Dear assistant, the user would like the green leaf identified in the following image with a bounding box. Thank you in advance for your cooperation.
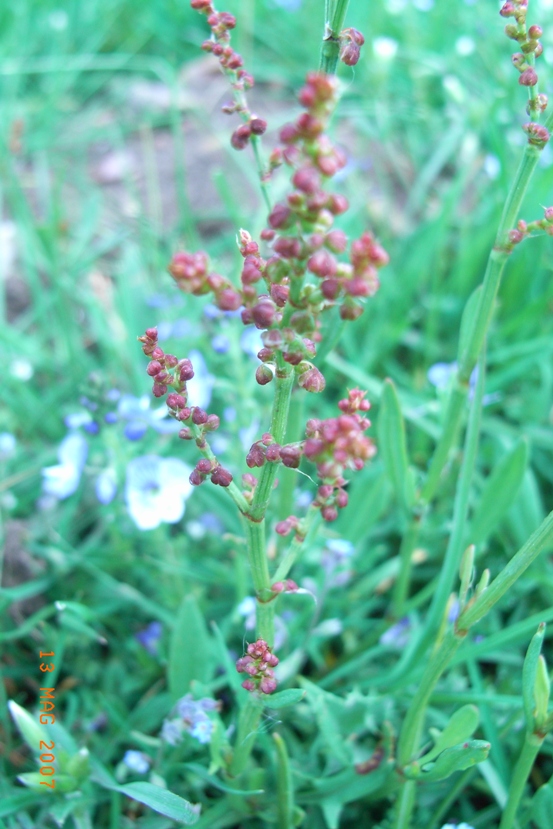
[274,733,294,829]
[0,792,45,817]
[265,689,306,709]
[457,285,482,369]
[470,439,528,544]
[422,704,480,764]
[532,782,553,829]
[523,623,546,729]
[17,773,78,793]
[8,700,50,753]
[377,379,413,511]
[168,596,211,701]
[116,783,200,825]
[404,739,490,782]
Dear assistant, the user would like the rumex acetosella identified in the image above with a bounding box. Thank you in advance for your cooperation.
[138,0,386,697]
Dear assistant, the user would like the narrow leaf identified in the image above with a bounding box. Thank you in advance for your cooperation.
[422,704,480,764]
[265,689,306,709]
[274,733,294,829]
[457,285,482,370]
[377,379,412,511]
[168,596,210,701]
[116,782,200,824]
[532,783,553,829]
[470,439,528,544]
[523,623,546,728]
[8,700,50,753]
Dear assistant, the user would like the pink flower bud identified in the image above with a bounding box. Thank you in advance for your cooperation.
[325,230,348,252]
[321,505,339,521]
[211,466,233,486]
[252,299,277,329]
[217,288,242,310]
[241,256,263,284]
[519,67,538,86]
[268,203,293,230]
[192,407,208,425]
[147,360,163,376]
[250,118,267,135]
[292,166,321,195]
[327,194,349,215]
[544,207,553,222]
[259,677,277,694]
[273,236,302,259]
[197,459,212,473]
[206,414,220,431]
[152,382,168,398]
[509,229,524,244]
[279,123,299,144]
[167,393,186,409]
[177,407,191,421]
[270,283,289,307]
[265,443,281,461]
[528,24,542,38]
[179,360,194,381]
[340,41,361,66]
[256,365,273,385]
[261,228,276,241]
[246,443,266,468]
[280,445,301,468]
[296,112,324,139]
[321,278,341,299]
[340,302,363,321]
[275,519,292,536]
[241,679,256,691]
[179,427,192,440]
[151,347,165,360]
[145,327,158,341]
[336,489,349,508]
[298,367,326,393]
[308,250,337,278]
[190,469,204,486]
[231,124,251,150]
[500,1,516,16]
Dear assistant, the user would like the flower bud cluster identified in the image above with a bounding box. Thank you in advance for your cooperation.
[245,432,302,470]
[304,388,375,521]
[168,251,242,311]
[338,27,365,67]
[506,206,553,251]
[138,328,233,487]
[191,1,266,152]
[501,1,547,116]
[235,639,279,694]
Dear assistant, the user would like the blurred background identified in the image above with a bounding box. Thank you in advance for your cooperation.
[3,0,553,825]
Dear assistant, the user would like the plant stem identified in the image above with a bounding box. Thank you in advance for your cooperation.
[319,0,350,74]
[393,631,463,829]
[499,731,543,829]
[391,516,421,619]
[458,507,553,632]
[421,139,543,506]
[248,368,295,522]
[242,519,275,645]
[272,506,321,583]
[229,694,264,777]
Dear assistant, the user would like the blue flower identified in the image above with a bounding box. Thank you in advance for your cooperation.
[161,694,218,746]
[122,750,150,774]
[125,455,193,530]
[135,621,163,655]
[42,433,88,499]
[186,349,215,410]
[380,617,412,649]
[95,468,117,505]
[0,432,16,460]
[212,334,230,354]
[240,327,264,359]
[117,394,180,440]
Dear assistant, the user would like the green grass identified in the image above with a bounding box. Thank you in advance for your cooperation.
[2,0,553,827]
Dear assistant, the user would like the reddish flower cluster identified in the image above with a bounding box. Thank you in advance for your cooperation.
[236,639,279,694]
[138,328,233,487]
[191,1,266,152]
[339,27,365,67]
[501,0,549,134]
[506,205,553,250]
[168,251,241,311]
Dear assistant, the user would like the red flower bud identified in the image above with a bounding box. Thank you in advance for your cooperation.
[147,360,163,376]
[519,67,538,86]
[268,203,293,230]
[280,445,301,468]
[256,364,274,385]
[231,124,251,150]
[298,367,326,393]
[179,360,194,381]
[250,118,267,135]
[192,407,208,424]
[217,288,242,310]
[211,466,233,486]
[252,299,277,329]
[308,250,337,278]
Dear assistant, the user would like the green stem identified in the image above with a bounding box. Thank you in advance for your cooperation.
[458,507,553,632]
[229,695,264,777]
[272,507,321,583]
[391,516,421,619]
[393,631,463,829]
[242,519,275,645]
[499,731,543,829]
[274,733,294,829]
[319,0,350,74]
[421,140,543,506]
[248,369,295,522]
[421,348,486,641]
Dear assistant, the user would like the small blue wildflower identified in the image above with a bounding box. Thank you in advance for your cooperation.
[190,717,213,745]
[122,750,150,774]
[117,394,180,440]
[161,719,183,746]
[240,327,264,359]
[64,412,93,429]
[427,362,456,390]
[84,421,100,435]
[42,432,88,500]
[380,617,411,649]
[186,349,215,409]
[135,621,163,655]
[203,303,221,320]
[125,455,193,530]
[211,334,230,354]
[95,468,117,505]
[104,411,118,425]
[448,597,460,623]
[440,824,475,829]
[106,388,121,402]
[0,432,16,460]
[156,321,174,341]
